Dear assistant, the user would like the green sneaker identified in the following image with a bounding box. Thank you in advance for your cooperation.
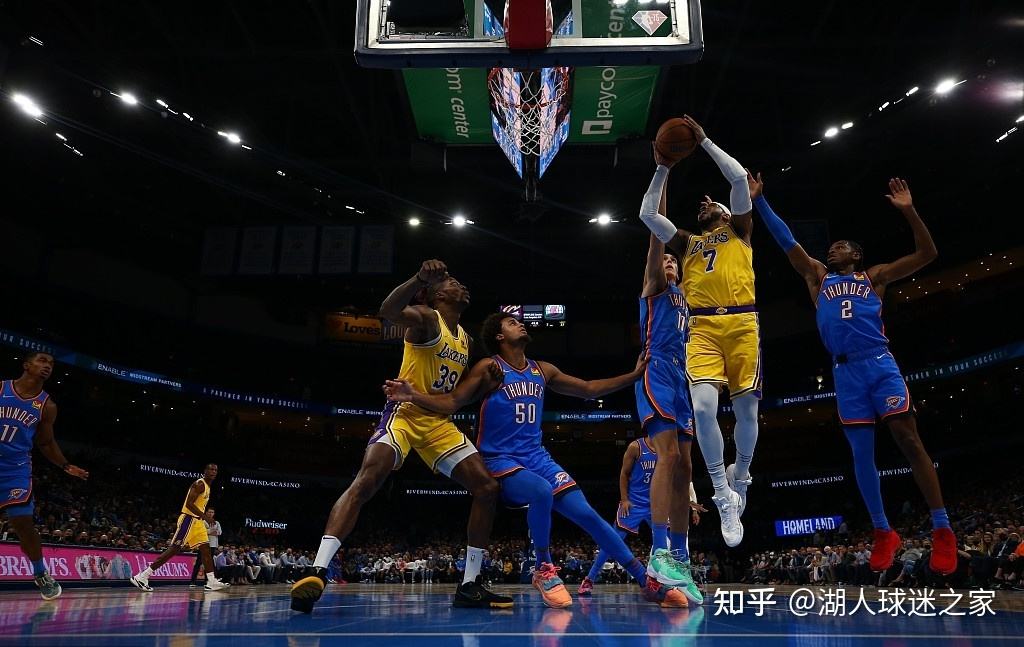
[646,548,686,585]
[670,553,704,605]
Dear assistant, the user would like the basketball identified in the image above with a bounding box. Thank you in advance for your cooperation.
[655,118,697,163]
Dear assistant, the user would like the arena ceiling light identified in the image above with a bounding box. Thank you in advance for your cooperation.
[906,86,920,96]
[115,91,138,106]
[11,93,43,118]
[408,217,421,226]
[156,99,169,108]
[841,122,853,130]
[823,126,839,138]
[588,214,615,225]
[217,130,242,144]
[934,78,961,95]
[1016,115,1024,123]
[452,215,467,227]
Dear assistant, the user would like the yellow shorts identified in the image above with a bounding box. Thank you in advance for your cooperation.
[686,311,763,398]
[170,514,209,550]
[370,404,478,477]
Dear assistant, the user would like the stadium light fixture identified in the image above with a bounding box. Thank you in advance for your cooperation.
[12,93,43,118]
[824,127,839,138]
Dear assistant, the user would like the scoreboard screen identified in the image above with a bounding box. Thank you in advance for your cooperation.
[500,304,567,328]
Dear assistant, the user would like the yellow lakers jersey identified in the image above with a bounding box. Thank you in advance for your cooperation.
[396,310,471,423]
[182,478,210,517]
[682,225,756,308]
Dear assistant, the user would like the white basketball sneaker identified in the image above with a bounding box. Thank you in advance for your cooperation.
[711,489,744,547]
[725,464,752,517]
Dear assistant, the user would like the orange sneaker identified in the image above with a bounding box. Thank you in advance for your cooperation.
[533,563,572,609]
[643,577,688,608]
[870,528,901,572]
[930,527,958,575]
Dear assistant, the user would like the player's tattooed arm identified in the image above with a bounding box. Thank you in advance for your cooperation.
[383,358,502,415]
[537,355,648,400]
[379,259,447,343]
[34,400,88,480]
[867,178,938,292]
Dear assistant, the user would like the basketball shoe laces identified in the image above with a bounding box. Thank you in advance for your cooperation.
[536,564,563,590]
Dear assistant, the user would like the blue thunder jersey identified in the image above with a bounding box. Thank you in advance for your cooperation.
[816,272,890,356]
[476,357,546,457]
[639,283,687,358]
[0,381,48,473]
[627,438,657,508]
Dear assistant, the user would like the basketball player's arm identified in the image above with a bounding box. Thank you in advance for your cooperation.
[642,234,669,296]
[536,358,646,400]
[618,442,640,516]
[34,400,88,480]
[683,115,753,240]
[183,482,207,519]
[378,259,447,343]
[639,159,695,250]
[867,179,938,291]
[748,172,828,299]
[384,359,502,415]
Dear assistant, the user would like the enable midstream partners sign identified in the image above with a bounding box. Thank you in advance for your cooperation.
[775,516,844,538]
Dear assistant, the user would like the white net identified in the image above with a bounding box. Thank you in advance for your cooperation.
[487,67,570,157]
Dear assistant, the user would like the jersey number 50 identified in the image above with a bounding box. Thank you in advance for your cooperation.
[432,365,460,393]
[515,403,537,424]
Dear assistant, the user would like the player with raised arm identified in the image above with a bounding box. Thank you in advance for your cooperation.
[748,173,956,575]
[638,115,758,547]
[1,351,89,600]
[291,260,512,613]
[385,313,688,609]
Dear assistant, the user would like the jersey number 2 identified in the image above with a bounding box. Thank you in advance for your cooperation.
[432,366,459,393]
[840,300,853,319]
[515,403,537,424]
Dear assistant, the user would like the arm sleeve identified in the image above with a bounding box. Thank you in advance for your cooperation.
[638,165,678,243]
[753,195,799,252]
[700,138,752,215]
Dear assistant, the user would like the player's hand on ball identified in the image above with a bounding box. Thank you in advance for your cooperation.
[746,169,763,200]
[652,142,677,169]
[383,379,414,402]
[884,178,913,210]
[681,115,706,143]
[417,259,448,283]
[64,464,89,480]
[618,500,632,518]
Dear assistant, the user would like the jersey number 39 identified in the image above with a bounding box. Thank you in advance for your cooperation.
[432,365,460,393]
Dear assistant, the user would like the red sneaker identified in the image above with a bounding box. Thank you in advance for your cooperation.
[930,527,958,575]
[577,576,594,597]
[869,528,901,572]
[533,563,572,609]
[643,577,688,608]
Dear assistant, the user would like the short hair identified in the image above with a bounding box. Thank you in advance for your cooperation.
[22,351,53,363]
[480,312,514,356]
[847,240,865,270]
[204,463,217,471]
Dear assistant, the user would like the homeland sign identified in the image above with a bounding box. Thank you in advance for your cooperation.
[774,516,844,537]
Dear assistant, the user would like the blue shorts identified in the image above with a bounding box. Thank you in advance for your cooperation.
[615,500,651,534]
[484,450,578,501]
[635,354,694,439]
[833,350,914,426]
[0,472,34,517]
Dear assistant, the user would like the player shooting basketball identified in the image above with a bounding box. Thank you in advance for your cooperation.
[639,115,757,548]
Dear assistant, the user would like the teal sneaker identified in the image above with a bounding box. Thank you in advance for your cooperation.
[669,553,704,605]
[646,548,686,585]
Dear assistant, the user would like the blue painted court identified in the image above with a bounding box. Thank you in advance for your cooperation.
[1,584,1021,645]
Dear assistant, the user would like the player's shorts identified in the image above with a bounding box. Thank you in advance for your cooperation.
[370,401,478,477]
[615,500,651,534]
[686,310,762,399]
[483,449,578,501]
[635,354,694,439]
[170,513,209,550]
[0,472,34,517]
[833,348,914,425]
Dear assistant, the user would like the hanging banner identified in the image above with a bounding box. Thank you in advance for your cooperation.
[357,226,394,274]
[278,226,317,275]
[319,226,355,274]
[200,227,238,276]
[238,227,277,275]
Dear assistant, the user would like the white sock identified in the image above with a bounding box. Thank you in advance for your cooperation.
[690,383,729,495]
[732,393,759,480]
[207,572,217,582]
[141,566,154,578]
[463,546,484,584]
[314,535,342,570]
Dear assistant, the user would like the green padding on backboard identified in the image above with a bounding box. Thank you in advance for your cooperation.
[567,65,659,142]
[403,68,494,143]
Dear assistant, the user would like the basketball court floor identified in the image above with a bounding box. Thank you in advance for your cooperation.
[1,584,1021,645]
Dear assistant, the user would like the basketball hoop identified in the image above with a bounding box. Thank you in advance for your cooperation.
[487,66,570,158]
